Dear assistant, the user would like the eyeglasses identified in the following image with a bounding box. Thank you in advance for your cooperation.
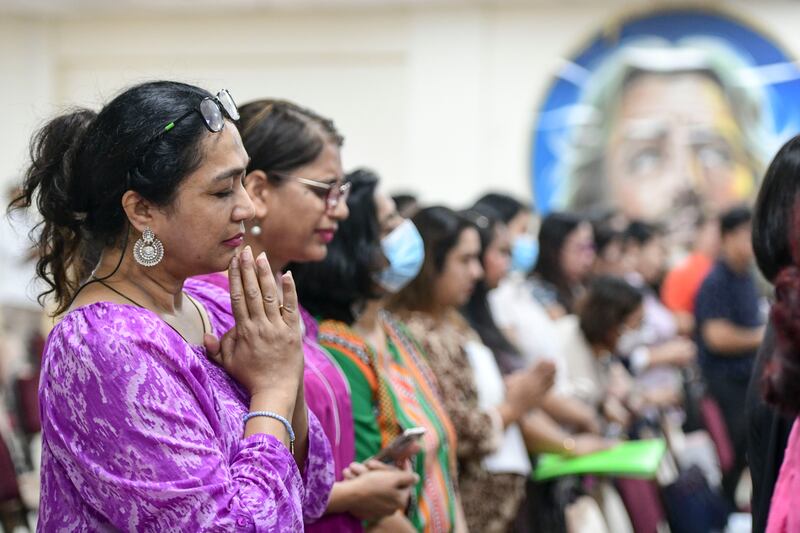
[270,172,351,211]
[137,89,239,156]
[171,89,239,133]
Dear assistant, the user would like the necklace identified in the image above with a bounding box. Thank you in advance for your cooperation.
[95,279,208,343]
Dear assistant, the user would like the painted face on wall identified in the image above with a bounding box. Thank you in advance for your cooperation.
[604,71,754,242]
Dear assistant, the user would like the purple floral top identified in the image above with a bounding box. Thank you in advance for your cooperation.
[196,272,361,532]
[37,278,334,532]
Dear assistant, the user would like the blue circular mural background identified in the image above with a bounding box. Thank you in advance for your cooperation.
[531,7,800,214]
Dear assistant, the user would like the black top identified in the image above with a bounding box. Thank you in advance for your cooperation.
[745,322,793,532]
[694,259,762,380]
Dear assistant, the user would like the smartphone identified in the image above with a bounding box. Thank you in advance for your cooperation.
[372,427,427,464]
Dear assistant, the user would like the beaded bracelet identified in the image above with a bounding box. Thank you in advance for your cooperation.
[244,411,296,454]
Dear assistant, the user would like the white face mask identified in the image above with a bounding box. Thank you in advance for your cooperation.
[373,219,425,293]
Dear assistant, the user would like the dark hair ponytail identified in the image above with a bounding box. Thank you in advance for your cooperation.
[764,265,800,413]
[9,81,216,315]
[10,109,97,311]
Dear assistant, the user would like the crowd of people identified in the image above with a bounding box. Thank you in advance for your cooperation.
[1,79,800,532]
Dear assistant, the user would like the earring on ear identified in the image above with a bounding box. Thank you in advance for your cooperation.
[250,224,262,236]
[133,227,164,267]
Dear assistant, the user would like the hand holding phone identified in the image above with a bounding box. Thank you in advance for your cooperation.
[372,427,426,465]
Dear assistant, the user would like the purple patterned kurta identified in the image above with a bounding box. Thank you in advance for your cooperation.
[37,278,334,532]
[195,272,361,532]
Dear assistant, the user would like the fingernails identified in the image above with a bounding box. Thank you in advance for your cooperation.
[242,245,253,263]
[284,270,293,281]
[230,256,239,269]
[256,252,268,271]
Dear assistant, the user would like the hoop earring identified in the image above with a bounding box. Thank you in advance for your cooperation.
[250,224,262,236]
[133,227,164,267]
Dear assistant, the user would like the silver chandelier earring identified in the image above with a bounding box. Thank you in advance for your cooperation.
[133,227,164,267]
[250,224,262,236]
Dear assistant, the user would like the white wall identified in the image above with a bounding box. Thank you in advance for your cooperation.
[0,15,53,191]
[2,1,800,209]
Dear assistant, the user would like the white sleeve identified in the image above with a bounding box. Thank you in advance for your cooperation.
[488,282,516,328]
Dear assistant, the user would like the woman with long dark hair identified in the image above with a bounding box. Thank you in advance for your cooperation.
[10,82,333,530]
[292,170,464,532]
[746,135,800,532]
[196,100,416,531]
[391,206,556,533]
[460,207,522,374]
[461,206,620,532]
[530,212,596,318]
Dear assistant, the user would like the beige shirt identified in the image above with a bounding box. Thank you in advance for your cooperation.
[553,315,604,406]
[488,273,570,391]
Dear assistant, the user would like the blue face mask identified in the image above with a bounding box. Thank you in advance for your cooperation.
[374,219,425,293]
[510,234,539,273]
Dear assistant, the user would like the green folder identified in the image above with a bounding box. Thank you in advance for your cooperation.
[533,439,667,481]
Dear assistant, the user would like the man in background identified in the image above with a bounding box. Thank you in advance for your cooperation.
[695,206,765,507]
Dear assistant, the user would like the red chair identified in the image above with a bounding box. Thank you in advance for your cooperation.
[0,434,29,531]
[699,395,735,473]
[616,478,667,533]
[15,375,41,435]
[28,335,45,368]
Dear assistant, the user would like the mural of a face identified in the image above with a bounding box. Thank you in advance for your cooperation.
[561,41,771,249]
[532,9,800,252]
[605,71,754,224]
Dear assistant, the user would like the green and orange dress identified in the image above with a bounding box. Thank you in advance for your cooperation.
[318,310,459,532]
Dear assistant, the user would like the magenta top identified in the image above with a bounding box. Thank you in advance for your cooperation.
[767,418,800,532]
[196,272,361,532]
[37,277,334,532]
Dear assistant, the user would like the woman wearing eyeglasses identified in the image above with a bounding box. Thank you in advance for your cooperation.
[12,81,334,531]
[292,169,466,533]
[195,100,418,532]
